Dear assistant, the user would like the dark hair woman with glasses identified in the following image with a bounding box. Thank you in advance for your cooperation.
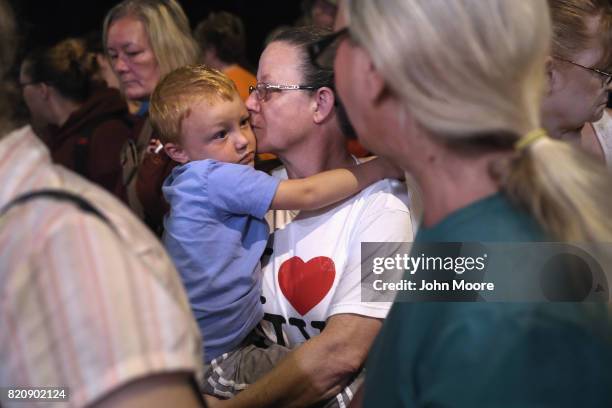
[235,25,413,408]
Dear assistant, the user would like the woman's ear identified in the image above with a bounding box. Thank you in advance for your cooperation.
[164,142,189,164]
[312,86,335,124]
[545,56,559,95]
[354,46,386,104]
[37,82,51,100]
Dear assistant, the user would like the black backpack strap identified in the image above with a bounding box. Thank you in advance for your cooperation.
[0,189,115,232]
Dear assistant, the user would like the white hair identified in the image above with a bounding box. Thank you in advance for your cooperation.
[347,0,612,242]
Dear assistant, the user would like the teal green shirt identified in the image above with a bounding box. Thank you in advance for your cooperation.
[363,193,612,407]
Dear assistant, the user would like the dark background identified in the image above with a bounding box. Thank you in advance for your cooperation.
[11,0,303,67]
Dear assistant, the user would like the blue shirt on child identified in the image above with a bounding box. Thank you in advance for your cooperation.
[163,160,280,363]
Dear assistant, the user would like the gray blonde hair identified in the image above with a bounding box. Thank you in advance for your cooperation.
[347,0,612,241]
[549,0,612,69]
[103,0,200,78]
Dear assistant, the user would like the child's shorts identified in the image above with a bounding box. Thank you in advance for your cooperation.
[202,325,291,398]
[202,325,365,407]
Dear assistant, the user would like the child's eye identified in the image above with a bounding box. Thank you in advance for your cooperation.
[240,116,250,128]
[212,130,227,140]
[126,50,142,58]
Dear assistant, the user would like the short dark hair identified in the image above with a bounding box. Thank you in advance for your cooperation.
[269,26,334,90]
[269,26,360,139]
[194,11,246,64]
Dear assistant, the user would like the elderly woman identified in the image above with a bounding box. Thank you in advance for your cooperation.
[542,0,612,143]
[103,0,200,232]
[327,0,612,406]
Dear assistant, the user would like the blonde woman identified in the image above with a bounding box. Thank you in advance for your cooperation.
[103,0,200,232]
[103,0,199,103]
[322,0,612,406]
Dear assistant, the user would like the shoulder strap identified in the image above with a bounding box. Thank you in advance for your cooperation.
[73,112,135,178]
[0,189,115,232]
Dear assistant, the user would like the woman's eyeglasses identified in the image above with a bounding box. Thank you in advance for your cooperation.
[556,57,612,88]
[248,83,318,100]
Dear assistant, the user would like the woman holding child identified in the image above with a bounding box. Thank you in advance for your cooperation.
[326,0,612,405]
[148,64,399,397]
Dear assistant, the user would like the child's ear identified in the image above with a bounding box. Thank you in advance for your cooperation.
[164,142,189,164]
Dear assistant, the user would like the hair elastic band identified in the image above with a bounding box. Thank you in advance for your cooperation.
[515,128,548,151]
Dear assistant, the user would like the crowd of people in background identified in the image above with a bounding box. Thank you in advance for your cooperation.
[1,0,612,407]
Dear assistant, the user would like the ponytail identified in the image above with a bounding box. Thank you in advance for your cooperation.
[505,136,612,241]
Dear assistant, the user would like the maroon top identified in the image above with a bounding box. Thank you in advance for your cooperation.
[43,84,142,200]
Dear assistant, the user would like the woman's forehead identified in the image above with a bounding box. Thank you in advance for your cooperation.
[108,16,147,46]
[583,13,612,69]
[258,42,304,82]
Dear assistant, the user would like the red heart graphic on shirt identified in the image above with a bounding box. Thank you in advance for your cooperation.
[278,256,336,316]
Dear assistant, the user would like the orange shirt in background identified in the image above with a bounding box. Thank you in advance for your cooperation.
[224,64,256,102]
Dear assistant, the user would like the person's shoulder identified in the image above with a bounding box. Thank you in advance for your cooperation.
[205,161,268,183]
[474,194,545,241]
[167,160,269,200]
[166,160,247,189]
[57,168,170,252]
[424,303,612,360]
[2,125,39,148]
[357,178,411,213]
[170,160,217,180]
[422,193,545,242]
[4,124,32,138]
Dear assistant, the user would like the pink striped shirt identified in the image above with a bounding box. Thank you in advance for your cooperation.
[0,126,204,407]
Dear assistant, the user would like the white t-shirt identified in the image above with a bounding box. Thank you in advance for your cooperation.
[260,179,413,347]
